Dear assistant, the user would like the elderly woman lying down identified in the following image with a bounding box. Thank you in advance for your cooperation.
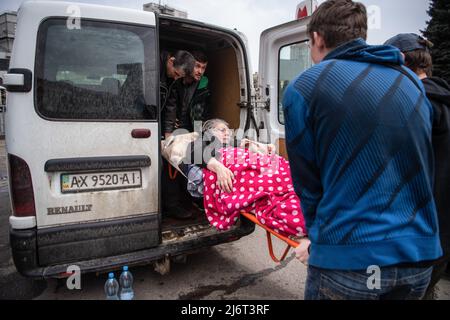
[164,119,307,240]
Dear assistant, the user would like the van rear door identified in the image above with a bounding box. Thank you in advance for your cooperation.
[7,1,160,265]
[258,17,312,157]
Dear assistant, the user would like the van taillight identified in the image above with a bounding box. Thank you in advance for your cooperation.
[8,154,36,217]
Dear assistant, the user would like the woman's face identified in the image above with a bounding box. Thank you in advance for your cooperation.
[212,123,231,144]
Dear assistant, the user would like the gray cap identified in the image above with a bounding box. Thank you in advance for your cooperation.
[384,33,432,53]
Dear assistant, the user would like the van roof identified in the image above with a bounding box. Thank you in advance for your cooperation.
[158,14,243,38]
[19,1,155,27]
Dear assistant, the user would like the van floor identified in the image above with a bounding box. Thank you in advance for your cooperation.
[161,206,209,231]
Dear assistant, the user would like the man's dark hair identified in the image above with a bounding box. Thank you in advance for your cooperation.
[171,50,195,75]
[191,50,208,63]
[404,39,434,77]
[307,0,367,49]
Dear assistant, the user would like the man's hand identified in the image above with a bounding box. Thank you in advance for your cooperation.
[174,118,181,129]
[294,238,311,266]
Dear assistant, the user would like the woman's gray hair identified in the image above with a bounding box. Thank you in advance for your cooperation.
[202,119,229,134]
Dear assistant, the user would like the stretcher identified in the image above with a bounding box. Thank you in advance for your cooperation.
[167,160,301,262]
[163,137,302,263]
[240,211,300,263]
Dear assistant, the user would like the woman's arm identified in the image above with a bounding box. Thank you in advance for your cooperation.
[206,157,234,193]
[240,139,276,155]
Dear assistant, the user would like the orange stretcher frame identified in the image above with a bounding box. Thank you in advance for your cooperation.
[168,164,178,180]
[240,211,299,263]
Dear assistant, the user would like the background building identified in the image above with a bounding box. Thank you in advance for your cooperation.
[0,11,17,83]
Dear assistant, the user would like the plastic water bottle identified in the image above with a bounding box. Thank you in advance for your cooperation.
[104,273,119,300]
[119,266,134,300]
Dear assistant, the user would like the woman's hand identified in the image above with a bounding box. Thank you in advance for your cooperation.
[216,165,235,193]
[240,138,251,149]
[266,144,276,155]
[294,238,311,266]
[240,139,277,155]
[207,158,235,193]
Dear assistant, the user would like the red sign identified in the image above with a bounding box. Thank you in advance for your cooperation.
[296,0,318,20]
[297,6,308,19]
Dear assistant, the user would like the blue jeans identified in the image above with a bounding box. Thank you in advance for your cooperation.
[305,265,433,300]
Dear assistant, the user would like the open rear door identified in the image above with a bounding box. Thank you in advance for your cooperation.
[258,17,312,158]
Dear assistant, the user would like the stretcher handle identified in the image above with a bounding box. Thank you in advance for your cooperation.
[266,230,292,263]
[240,211,299,263]
[168,164,178,180]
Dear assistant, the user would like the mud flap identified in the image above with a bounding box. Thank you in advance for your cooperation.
[153,254,171,275]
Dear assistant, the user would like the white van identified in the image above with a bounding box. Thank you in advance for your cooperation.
[4,1,312,278]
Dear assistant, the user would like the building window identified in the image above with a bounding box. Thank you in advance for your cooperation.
[0,58,9,71]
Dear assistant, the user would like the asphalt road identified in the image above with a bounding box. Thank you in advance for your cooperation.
[35,228,308,300]
[0,139,449,300]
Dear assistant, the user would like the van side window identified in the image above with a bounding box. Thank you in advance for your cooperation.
[278,41,311,124]
[35,18,157,121]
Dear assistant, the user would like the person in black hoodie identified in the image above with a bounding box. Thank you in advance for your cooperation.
[385,33,450,299]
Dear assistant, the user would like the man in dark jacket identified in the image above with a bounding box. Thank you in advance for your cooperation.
[160,50,195,138]
[283,0,442,300]
[164,51,210,135]
[162,51,211,218]
[189,51,211,129]
[160,50,195,219]
[385,33,450,299]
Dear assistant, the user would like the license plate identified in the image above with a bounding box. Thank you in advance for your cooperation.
[61,170,142,193]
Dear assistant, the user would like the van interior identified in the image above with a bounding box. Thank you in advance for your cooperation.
[158,17,249,232]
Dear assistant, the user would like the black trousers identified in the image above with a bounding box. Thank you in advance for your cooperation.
[161,158,190,212]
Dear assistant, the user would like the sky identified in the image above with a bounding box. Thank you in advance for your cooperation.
[0,0,431,71]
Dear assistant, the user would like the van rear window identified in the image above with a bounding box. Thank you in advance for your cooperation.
[35,18,157,121]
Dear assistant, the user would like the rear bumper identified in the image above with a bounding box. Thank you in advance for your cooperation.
[10,216,254,279]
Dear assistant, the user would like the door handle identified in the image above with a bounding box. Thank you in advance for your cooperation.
[5,68,32,92]
[131,129,151,139]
